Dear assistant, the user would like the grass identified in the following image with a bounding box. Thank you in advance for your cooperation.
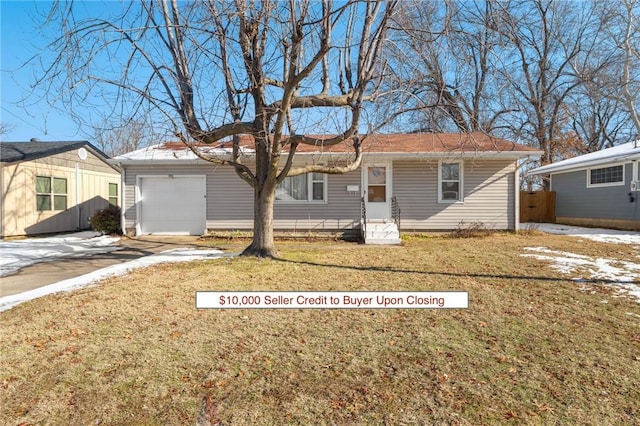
[1,233,639,425]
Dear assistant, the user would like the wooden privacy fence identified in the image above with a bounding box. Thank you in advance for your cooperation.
[520,191,556,223]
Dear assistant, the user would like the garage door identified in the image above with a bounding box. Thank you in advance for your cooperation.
[139,176,206,235]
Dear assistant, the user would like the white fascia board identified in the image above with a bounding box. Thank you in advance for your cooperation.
[359,151,543,160]
[109,150,542,166]
[110,158,211,166]
[527,153,640,176]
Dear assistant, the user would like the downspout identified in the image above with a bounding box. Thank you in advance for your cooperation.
[75,162,80,229]
[514,161,520,232]
[0,162,4,239]
[120,164,125,235]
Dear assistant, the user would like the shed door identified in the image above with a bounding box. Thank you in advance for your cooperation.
[139,176,206,235]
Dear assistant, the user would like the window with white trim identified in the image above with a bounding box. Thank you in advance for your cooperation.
[588,165,623,187]
[36,176,67,211]
[438,162,463,203]
[276,173,326,202]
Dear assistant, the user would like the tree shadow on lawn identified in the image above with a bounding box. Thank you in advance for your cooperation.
[274,257,623,285]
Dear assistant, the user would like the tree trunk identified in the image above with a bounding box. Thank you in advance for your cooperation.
[241,184,278,258]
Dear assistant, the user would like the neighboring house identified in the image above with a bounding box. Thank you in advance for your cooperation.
[111,132,541,243]
[1,140,121,237]
[527,141,640,231]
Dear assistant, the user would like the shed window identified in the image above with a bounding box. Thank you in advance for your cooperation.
[438,162,463,203]
[109,183,118,206]
[36,176,67,211]
[36,176,51,211]
[276,173,326,203]
[588,165,623,186]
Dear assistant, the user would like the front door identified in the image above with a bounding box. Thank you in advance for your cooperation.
[363,163,391,220]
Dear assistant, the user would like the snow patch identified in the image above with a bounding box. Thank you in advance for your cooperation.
[522,247,640,302]
[528,223,640,245]
[0,232,122,277]
[0,248,228,313]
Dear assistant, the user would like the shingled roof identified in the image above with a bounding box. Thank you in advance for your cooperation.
[286,132,539,153]
[158,132,539,153]
[0,141,110,164]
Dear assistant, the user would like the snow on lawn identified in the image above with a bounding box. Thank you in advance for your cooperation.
[526,223,640,245]
[522,247,640,302]
[0,231,122,277]
[522,224,640,301]
[0,248,228,313]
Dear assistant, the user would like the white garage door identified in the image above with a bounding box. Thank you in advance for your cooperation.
[138,176,206,235]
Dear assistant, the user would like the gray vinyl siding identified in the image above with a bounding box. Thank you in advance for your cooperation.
[273,171,361,230]
[123,164,227,230]
[123,158,517,232]
[551,162,638,221]
[123,164,362,231]
[393,159,516,230]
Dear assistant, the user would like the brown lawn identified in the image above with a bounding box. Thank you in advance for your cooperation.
[1,232,639,425]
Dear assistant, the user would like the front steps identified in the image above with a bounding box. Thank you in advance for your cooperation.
[363,220,401,245]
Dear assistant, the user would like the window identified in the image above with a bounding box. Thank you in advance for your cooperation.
[367,166,387,202]
[439,162,463,203]
[36,176,67,211]
[36,176,51,211]
[588,165,624,187]
[109,183,118,206]
[276,173,326,202]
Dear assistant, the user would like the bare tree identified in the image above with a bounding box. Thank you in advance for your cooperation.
[567,84,630,153]
[492,0,591,178]
[563,0,638,153]
[382,0,513,134]
[91,118,157,157]
[579,0,640,142]
[0,123,16,140]
[619,0,640,138]
[38,0,397,257]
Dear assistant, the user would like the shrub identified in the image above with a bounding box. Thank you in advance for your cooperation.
[447,220,494,238]
[90,205,122,235]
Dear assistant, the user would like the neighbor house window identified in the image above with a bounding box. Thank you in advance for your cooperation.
[276,173,326,202]
[36,176,51,211]
[438,162,463,203]
[36,176,67,211]
[109,183,118,206]
[588,165,623,187]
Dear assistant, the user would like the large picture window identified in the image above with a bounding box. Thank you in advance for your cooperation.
[438,162,463,203]
[36,176,67,211]
[276,173,326,202]
[588,165,624,187]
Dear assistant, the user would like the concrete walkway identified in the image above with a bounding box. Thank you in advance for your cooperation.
[0,236,206,297]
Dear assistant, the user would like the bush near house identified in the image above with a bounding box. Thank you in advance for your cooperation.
[90,205,121,235]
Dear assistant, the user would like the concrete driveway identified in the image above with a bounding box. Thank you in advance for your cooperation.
[0,236,207,297]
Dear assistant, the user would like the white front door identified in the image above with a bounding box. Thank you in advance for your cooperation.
[363,163,392,220]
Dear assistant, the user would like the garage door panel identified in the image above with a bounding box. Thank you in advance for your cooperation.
[139,176,206,235]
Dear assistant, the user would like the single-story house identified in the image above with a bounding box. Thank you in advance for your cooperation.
[111,132,541,243]
[1,140,121,237]
[527,141,640,231]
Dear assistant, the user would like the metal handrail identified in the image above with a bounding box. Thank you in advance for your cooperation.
[391,196,401,231]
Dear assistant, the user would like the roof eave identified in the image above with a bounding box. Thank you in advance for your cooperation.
[112,150,542,165]
[527,152,640,176]
[2,141,120,172]
[358,151,543,159]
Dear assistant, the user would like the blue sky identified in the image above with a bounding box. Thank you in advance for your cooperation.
[1,1,388,142]
[1,0,101,141]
